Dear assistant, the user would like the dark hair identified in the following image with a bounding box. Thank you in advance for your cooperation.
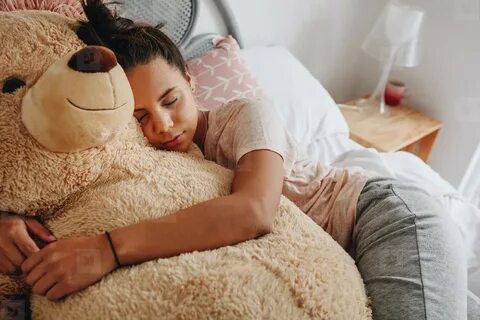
[76,0,187,76]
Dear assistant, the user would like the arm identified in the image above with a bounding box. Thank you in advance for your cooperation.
[109,149,285,266]
[21,99,287,301]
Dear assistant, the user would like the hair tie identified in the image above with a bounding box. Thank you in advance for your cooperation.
[105,231,122,269]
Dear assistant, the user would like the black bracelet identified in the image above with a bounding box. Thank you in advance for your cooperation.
[105,231,122,269]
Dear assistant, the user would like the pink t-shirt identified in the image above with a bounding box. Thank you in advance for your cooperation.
[203,99,370,251]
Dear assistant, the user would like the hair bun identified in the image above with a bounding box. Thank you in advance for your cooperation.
[75,0,186,72]
[78,0,135,46]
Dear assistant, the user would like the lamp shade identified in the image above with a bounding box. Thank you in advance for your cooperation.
[361,1,425,67]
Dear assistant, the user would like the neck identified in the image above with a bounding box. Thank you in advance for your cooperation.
[193,110,208,153]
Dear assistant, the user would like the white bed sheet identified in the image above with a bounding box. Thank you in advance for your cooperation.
[242,45,480,296]
[331,141,480,297]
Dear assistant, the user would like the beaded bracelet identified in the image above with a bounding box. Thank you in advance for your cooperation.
[105,231,122,269]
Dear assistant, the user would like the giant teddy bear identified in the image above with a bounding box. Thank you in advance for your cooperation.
[0,9,372,320]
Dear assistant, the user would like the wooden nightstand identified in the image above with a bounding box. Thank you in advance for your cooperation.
[339,99,443,162]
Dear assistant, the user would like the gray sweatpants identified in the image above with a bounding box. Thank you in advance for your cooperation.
[353,177,480,320]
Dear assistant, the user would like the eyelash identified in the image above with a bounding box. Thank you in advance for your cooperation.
[135,97,178,123]
[138,113,147,122]
[164,97,178,107]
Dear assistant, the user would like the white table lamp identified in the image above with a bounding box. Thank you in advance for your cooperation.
[359,1,425,114]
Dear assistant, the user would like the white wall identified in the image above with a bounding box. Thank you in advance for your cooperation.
[350,0,480,187]
[194,0,364,102]
[194,0,480,187]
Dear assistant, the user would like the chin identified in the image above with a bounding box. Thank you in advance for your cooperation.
[163,142,189,153]
[177,142,191,153]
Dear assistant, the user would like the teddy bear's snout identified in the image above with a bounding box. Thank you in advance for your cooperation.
[20,43,134,153]
[67,46,117,73]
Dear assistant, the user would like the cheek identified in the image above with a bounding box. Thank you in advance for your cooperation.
[178,99,197,126]
[139,122,158,144]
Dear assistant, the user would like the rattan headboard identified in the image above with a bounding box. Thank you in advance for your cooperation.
[111,0,243,60]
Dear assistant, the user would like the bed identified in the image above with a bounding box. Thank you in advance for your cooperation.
[240,44,480,297]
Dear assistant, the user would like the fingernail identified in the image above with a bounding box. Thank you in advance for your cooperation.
[48,234,56,241]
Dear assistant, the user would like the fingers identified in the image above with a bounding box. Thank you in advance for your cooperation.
[0,214,26,274]
[0,213,42,274]
[24,219,56,243]
[25,261,47,287]
[21,250,43,275]
[46,282,69,301]
[13,229,40,258]
[0,241,24,267]
[0,214,55,276]
[31,271,57,296]
[0,251,16,274]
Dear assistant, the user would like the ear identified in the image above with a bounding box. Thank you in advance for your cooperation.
[185,71,195,91]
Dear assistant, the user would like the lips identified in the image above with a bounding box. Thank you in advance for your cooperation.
[162,133,183,148]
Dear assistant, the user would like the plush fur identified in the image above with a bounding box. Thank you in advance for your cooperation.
[0,10,371,319]
[0,0,83,17]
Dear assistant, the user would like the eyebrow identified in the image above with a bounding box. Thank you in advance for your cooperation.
[134,87,176,112]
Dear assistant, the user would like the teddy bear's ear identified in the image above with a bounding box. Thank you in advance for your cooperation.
[0,0,84,18]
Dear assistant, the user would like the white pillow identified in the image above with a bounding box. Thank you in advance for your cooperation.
[241,45,349,157]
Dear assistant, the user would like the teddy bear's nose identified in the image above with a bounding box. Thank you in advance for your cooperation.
[68,46,118,73]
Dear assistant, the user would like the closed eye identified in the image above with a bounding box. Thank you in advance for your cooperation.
[164,97,177,106]
[138,113,148,122]
[134,96,177,123]
[134,111,148,123]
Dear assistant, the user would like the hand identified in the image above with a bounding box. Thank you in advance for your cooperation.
[0,212,56,274]
[21,234,117,301]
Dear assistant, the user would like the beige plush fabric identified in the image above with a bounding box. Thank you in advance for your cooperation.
[0,10,372,319]
[0,0,83,18]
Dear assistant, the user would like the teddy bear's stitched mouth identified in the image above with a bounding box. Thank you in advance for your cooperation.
[66,98,127,112]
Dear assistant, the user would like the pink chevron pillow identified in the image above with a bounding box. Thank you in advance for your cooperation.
[187,36,268,110]
[0,0,83,17]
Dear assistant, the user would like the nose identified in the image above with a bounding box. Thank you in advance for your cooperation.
[68,46,117,73]
[152,109,174,135]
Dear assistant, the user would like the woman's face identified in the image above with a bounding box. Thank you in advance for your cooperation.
[126,57,198,152]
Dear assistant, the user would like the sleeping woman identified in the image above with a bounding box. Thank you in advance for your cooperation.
[0,0,475,318]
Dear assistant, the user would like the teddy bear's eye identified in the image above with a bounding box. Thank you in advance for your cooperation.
[2,78,26,94]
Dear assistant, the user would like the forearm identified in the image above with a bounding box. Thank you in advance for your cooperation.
[108,194,269,266]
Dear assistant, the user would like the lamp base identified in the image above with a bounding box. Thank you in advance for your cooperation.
[340,98,392,116]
